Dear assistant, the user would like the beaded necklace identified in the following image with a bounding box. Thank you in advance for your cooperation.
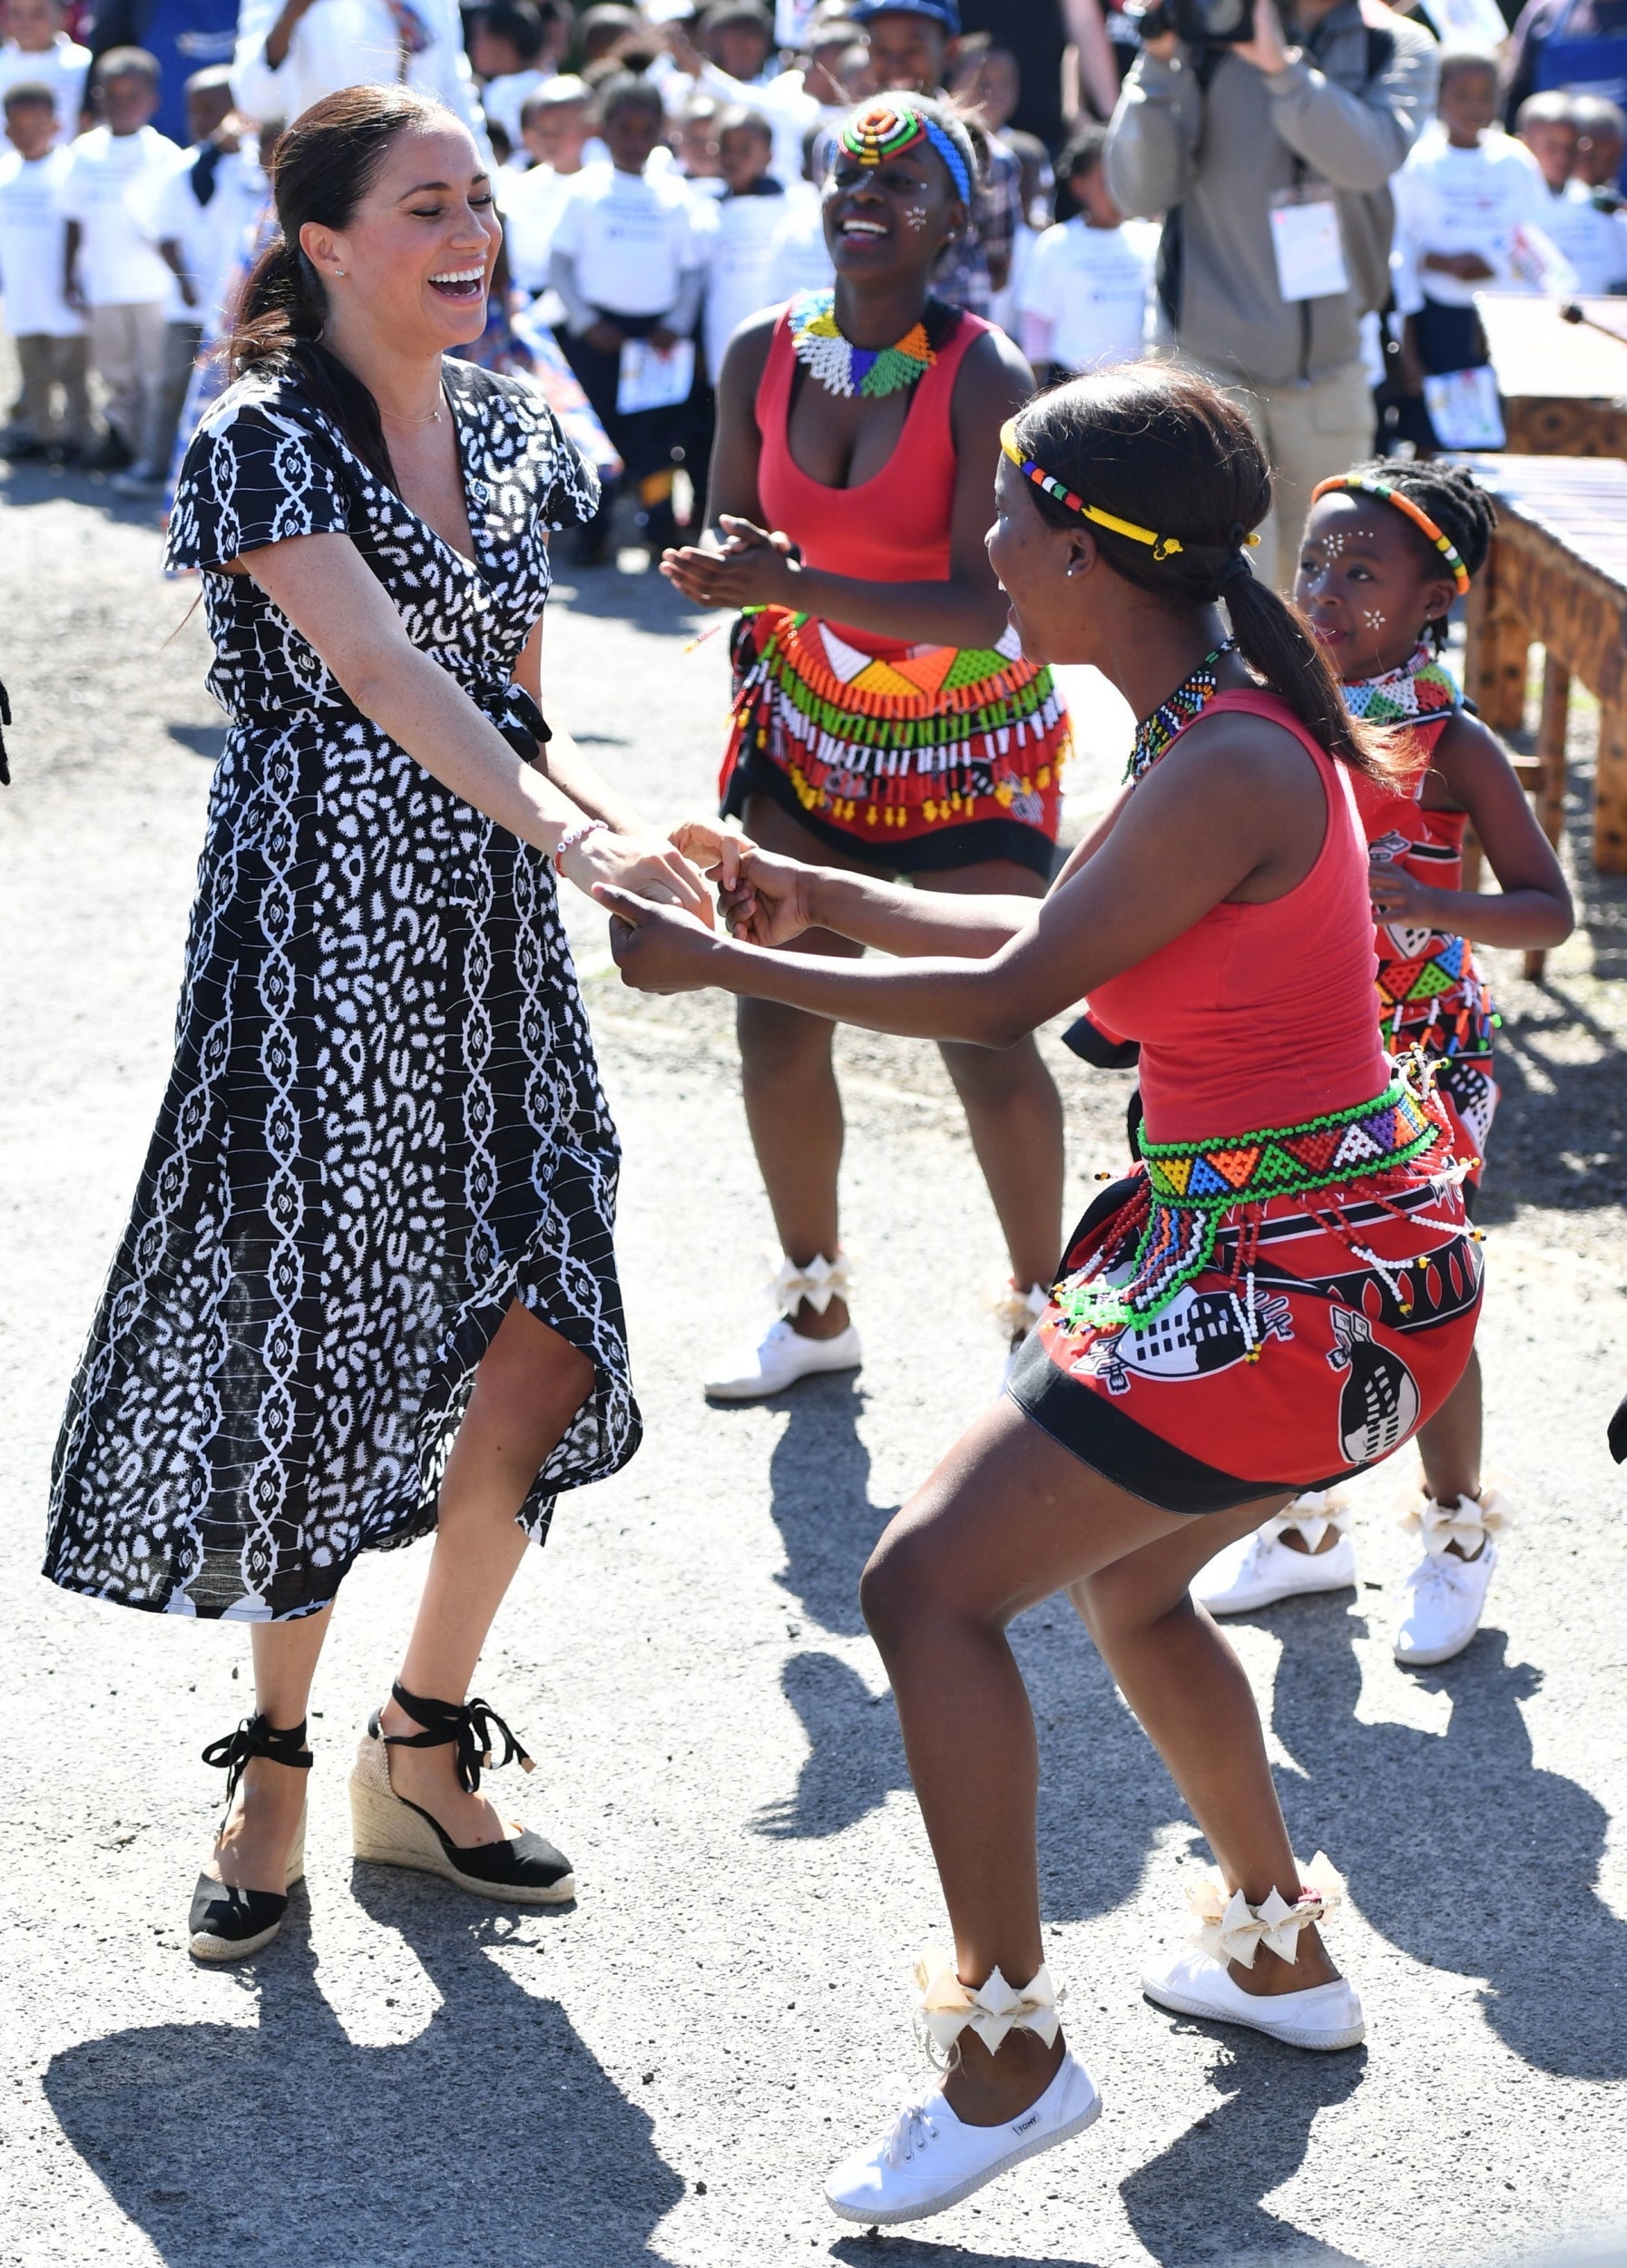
[1126,640,1238,783]
[1341,642,1459,727]
[789,288,936,400]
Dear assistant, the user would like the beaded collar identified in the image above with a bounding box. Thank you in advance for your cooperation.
[1126,640,1237,783]
[788,289,953,400]
[1341,643,1460,727]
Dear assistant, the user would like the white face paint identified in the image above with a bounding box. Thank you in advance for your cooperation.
[904,203,927,229]
[1321,531,1347,559]
[1362,607,1387,631]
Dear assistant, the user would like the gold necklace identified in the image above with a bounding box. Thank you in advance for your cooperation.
[380,387,446,428]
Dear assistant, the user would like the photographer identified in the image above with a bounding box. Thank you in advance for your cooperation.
[1104,0,1436,585]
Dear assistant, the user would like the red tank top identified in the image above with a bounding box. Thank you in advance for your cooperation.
[1088,690,1389,1144]
[754,303,988,608]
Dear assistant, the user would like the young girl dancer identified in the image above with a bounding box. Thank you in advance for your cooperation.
[44,85,730,1963]
[1198,464,1571,1667]
[600,369,1484,2225]
[660,95,1071,1399]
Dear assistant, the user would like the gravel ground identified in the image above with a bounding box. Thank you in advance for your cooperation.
[2,456,1626,2268]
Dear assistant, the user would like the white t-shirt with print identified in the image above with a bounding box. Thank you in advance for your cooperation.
[500,160,579,296]
[1391,131,1553,311]
[1536,178,1627,296]
[1015,215,1158,374]
[549,161,701,318]
[0,142,82,337]
[60,123,183,311]
[700,183,787,382]
[0,33,89,139]
[147,143,270,337]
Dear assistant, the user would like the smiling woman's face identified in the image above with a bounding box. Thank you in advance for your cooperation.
[300,122,502,356]
[821,142,962,279]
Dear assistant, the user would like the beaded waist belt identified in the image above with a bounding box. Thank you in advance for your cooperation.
[1053,1072,1446,1338]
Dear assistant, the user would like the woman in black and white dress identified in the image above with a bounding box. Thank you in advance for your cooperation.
[44,83,730,1960]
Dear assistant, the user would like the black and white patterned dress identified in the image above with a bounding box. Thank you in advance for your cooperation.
[44,356,640,1622]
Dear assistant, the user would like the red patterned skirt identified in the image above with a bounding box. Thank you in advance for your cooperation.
[1007,1083,1483,1514]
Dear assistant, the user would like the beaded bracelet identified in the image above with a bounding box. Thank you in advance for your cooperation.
[554,816,609,865]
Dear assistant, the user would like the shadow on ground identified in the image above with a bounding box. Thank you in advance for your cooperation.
[42,1869,685,2265]
[1268,1606,1627,2081]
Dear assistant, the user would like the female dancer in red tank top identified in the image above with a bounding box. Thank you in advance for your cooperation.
[1198,464,1571,1666]
[660,96,1071,1400]
[604,371,1483,2226]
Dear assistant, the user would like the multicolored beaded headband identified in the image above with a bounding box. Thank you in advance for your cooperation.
[1309,473,1471,594]
[838,99,972,206]
[1000,417,1264,565]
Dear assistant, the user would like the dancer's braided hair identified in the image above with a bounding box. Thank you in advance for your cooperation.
[1340,459,1498,650]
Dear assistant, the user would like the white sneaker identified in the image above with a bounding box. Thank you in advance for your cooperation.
[1142,1948,1366,2051]
[703,1316,862,1401]
[824,2051,1102,2226]
[1393,1539,1496,1667]
[1195,1523,1357,1614]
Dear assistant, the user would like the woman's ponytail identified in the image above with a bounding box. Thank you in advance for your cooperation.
[1221,563,1373,773]
[228,237,324,375]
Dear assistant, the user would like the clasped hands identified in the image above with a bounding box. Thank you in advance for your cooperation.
[658,514,800,610]
[593,826,816,994]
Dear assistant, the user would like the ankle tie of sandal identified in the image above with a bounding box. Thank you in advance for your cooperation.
[201,1714,311,1811]
[913,1945,1063,2068]
[383,1681,534,1794]
[1186,1852,1346,1970]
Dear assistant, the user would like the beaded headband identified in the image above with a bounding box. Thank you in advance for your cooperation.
[1309,473,1471,594]
[1001,417,1267,565]
[838,99,972,206]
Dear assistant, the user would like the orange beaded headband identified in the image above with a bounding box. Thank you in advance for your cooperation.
[1309,473,1471,594]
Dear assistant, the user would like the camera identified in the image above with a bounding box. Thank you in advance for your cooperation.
[1134,0,1255,44]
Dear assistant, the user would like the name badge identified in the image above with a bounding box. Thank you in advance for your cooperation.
[1269,188,1350,303]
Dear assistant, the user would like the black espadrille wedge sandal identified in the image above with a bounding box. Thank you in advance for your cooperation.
[349,1683,574,1904]
[188,1715,312,1962]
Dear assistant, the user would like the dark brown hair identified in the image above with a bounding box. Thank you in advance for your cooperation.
[225,83,456,489]
[1014,367,1385,776]
[1337,456,1496,651]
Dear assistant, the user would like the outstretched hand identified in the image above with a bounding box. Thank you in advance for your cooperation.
[659,515,799,609]
[668,815,749,894]
[596,882,733,993]
[715,840,822,944]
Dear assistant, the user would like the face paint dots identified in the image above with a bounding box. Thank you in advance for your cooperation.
[1321,532,1347,559]
[1362,608,1387,631]
[905,205,926,230]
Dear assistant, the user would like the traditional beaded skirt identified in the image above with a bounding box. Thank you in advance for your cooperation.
[1008,1073,1484,1514]
[720,605,1069,875]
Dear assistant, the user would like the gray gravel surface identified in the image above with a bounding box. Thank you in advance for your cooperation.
[2,460,1626,2268]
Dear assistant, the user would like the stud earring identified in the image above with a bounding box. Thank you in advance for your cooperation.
[333,268,346,276]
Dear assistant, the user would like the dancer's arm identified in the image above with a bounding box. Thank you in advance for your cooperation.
[244,532,713,916]
[1376,711,1573,950]
[660,317,1033,650]
[718,793,1133,954]
[604,711,1323,1042]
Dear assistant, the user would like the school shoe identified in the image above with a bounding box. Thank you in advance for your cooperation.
[349,1683,574,1903]
[704,1251,860,1400]
[1142,1950,1366,2050]
[188,1714,312,1962]
[824,2051,1103,2226]
[1142,1850,1364,2050]
[704,1316,863,1399]
[1194,1494,1356,1614]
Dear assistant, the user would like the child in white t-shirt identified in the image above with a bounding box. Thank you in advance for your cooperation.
[0,0,88,142]
[1515,89,1627,293]
[60,46,182,482]
[1015,127,1155,382]
[549,72,705,559]
[701,104,782,383]
[470,0,564,149]
[499,75,590,294]
[0,81,88,458]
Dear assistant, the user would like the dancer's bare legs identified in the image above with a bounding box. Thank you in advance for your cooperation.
[211,1298,593,1890]
[859,1401,1337,2128]
[734,796,1064,1336]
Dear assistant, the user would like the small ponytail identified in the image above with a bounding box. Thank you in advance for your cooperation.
[1012,369,1403,783]
[219,82,456,493]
